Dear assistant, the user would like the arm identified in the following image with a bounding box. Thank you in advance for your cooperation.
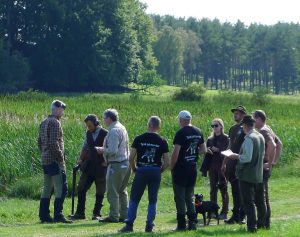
[273,135,283,165]
[129,148,137,172]
[264,139,276,170]
[77,148,88,164]
[161,152,169,172]
[170,145,181,170]
[198,143,207,155]
[103,129,120,157]
[228,138,253,163]
[38,131,42,152]
[48,120,64,162]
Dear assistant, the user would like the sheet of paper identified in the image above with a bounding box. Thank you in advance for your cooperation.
[221,149,234,157]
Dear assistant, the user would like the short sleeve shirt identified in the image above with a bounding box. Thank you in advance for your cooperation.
[132,132,169,167]
[173,125,204,166]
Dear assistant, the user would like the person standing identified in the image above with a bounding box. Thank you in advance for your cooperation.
[222,105,246,224]
[227,115,266,233]
[253,110,283,229]
[38,100,72,223]
[70,114,108,221]
[120,116,169,233]
[171,110,206,231]
[96,109,131,223]
[200,118,229,220]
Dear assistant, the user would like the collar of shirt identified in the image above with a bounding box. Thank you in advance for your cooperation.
[245,128,255,138]
[108,121,118,131]
[92,126,102,134]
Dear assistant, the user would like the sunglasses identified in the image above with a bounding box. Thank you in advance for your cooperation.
[211,124,219,128]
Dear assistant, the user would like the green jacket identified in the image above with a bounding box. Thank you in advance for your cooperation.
[236,129,265,183]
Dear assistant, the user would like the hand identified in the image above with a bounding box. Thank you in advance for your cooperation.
[207,148,213,155]
[95,146,104,154]
[211,146,219,152]
[228,153,239,160]
[77,159,82,165]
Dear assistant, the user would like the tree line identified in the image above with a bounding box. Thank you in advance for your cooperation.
[152,15,300,94]
[1,1,300,94]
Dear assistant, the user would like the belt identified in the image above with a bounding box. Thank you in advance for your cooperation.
[108,159,128,164]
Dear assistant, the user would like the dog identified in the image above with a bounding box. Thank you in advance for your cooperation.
[195,194,220,226]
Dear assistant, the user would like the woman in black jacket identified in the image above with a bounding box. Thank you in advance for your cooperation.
[200,118,229,220]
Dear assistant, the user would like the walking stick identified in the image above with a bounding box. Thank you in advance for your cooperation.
[71,164,81,215]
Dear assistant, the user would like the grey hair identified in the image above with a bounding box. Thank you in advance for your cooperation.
[51,100,66,113]
[148,116,161,129]
[103,109,119,122]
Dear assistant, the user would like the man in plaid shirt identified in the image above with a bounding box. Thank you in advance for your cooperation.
[38,100,72,223]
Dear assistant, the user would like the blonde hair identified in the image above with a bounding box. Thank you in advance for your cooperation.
[209,118,225,138]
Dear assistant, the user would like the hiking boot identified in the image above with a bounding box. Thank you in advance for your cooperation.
[188,220,197,230]
[40,216,53,224]
[54,216,73,224]
[174,215,186,231]
[145,223,154,232]
[224,215,239,224]
[92,214,101,221]
[69,213,86,220]
[98,216,119,223]
[119,224,133,232]
[219,212,227,220]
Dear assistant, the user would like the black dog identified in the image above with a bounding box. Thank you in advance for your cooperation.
[195,194,220,226]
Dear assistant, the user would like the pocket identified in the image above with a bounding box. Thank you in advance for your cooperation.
[43,162,60,176]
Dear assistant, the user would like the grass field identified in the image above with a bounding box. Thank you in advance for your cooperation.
[1,177,300,236]
[0,87,300,236]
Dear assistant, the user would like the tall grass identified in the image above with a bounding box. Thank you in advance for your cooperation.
[0,90,299,194]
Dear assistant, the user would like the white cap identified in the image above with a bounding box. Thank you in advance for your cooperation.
[178,110,192,120]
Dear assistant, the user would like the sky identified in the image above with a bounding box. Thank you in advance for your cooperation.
[139,0,300,26]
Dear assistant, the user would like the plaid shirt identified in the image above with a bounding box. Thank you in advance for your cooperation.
[38,115,65,165]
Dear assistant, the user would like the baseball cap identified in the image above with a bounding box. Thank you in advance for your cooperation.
[231,105,246,114]
[178,110,192,120]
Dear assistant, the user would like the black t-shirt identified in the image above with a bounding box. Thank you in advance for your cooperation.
[229,123,245,153]
[132,132,169,168]
[173,125,205,166]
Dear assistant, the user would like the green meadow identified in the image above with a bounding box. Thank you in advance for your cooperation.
[0,87,300,236]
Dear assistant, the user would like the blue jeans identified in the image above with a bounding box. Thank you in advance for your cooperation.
[126,167,161,225]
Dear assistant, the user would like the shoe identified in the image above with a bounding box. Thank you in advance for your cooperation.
[145,223,154,232]
[98,216,119,223]
[219,213,227,220]
[119,224,133,232]
[224,215,239,224]
[53,216,73,224]
[40,216,53,224]
[92,214,101,221]
[69,213,86,220]
[247,227,257,233]
[188,221,197,230]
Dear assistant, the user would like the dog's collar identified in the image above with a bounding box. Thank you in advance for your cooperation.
[195,201,202,207]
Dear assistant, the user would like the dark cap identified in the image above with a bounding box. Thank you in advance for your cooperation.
[252,110,266,122]
[231,105,246,114]
[52,100,66,109]
[241,115,255,125]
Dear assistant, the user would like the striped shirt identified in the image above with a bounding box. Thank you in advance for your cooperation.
[38,115,65,165]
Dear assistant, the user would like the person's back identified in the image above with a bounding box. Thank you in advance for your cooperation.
[236,130,265,184]
[171,110,206,231]
[39,115,64,166]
